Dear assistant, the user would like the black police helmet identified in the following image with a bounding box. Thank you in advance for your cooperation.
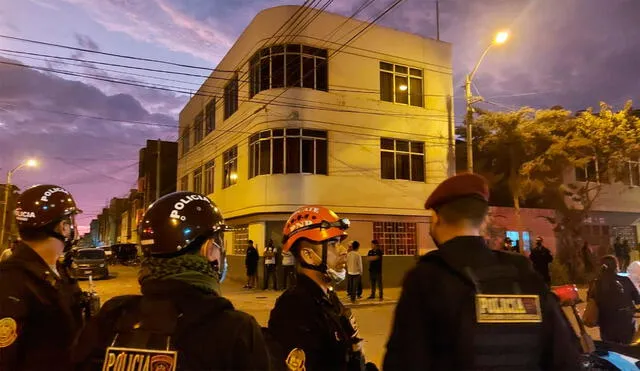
[14,184,81,230]
[139,191,226,257]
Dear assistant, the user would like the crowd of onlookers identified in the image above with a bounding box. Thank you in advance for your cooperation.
[243,238,385,301]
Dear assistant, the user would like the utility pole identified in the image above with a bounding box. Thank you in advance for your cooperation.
[464,75,474,173]
[446,94,455,176]
[156,139,161,201]
[0,178,12,248]
[436,0,440,41]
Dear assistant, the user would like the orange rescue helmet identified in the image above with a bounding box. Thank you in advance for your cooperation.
[282,206,349,253]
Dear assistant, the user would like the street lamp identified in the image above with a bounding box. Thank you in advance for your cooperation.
[0,158,38,247]
[465,30,510,173]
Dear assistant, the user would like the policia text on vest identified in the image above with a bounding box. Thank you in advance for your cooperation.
[476,294,542,323]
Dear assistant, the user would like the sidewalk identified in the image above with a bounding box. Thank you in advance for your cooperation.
[221,278,401,311]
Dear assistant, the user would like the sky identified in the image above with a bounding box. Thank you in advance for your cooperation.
[0,0,638,233]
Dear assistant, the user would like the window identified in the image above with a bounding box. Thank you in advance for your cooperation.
[575,158,609,184]
[180,130,190,156]
[180,175,188,191]
[233,225,249,255]
[205,99,216,134]
[193,112,203,145]
[380,138,425,182]
[373,221,417,255]
[193,167,202,194]
[623,160,640,186]
[204,161,214,194]
[224,75,238,119]
[249,128,328,178]
[223,146,238,188]
[379,62,423,107]
[249,44,328,97]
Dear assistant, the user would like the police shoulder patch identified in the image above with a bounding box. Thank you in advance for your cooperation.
[286,348,306,371]
[0,317,18,348]
[475,294,542,323]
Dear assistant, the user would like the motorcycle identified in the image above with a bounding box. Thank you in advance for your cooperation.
[552,284,640,370]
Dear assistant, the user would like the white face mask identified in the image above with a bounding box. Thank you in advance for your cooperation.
[326,267,347,284]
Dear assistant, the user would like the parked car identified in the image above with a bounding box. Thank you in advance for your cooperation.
[70,248,109,279]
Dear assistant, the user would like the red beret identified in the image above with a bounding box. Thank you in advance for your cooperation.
[424,173,490,210]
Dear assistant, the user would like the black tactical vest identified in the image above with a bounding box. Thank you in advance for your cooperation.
[425,250,546,371]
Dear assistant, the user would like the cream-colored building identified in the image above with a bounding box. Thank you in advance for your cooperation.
[177,5,453,285]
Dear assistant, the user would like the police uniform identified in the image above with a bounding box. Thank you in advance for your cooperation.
[73,278,270,371]
[72,191,270,371]
[0,242,84,370]
[268,274,364,371]
[383,173,582,371]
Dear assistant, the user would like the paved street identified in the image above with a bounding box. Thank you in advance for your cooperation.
[79,265,601,367]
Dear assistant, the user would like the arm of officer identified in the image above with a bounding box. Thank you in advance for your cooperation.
[232,315,271,371]
[540,290,582,371]
[0,270,29,370]
[268,296,325,370]
[383,267,432,371]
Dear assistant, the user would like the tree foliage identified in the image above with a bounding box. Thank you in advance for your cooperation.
[469,101,640,281]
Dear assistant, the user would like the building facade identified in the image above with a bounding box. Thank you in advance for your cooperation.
[138,140,178,210]
[177,6,453,285]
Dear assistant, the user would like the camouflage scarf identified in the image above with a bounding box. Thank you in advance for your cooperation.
[138,253,220,294]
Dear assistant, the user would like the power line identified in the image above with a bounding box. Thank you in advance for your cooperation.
[0,34,236,73]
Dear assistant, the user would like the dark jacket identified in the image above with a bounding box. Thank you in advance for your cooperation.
[72,279,270,371]
[246,246,259,268]
[529,245,553,280]
[383,236,581,371]
[268,274,365,371]
[0,242,84,371]
[588,273,640,344]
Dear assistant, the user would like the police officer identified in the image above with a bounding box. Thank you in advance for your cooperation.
[0,184,85,370]
[267,205,376,371]
[72,191,270,370]
[383,173,581,370]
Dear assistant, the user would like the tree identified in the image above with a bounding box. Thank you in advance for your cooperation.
[469,101,640,281]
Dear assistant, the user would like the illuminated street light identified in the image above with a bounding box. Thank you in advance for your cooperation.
[464,31,510,173]
[0,158,40,247]
[398,85,408,92]
[494,31,509,45]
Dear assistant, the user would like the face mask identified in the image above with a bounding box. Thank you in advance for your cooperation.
[209,235,227,283]
[326,267,347,284]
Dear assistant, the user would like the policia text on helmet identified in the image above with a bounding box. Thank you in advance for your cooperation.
[14,184,81,258]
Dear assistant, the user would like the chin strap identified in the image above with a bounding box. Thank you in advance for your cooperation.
[298,241,329,275]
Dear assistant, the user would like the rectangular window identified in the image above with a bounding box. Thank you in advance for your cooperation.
[181,129,190,156]
[379,62,423,107]
[180,175,188,191]
[576,158,608,183]
[204,161,214,194]
[193,112,203,145]
[233,225,249,255]
[373,221,417,256]
[223,146,238,188]
[631,161,640,187]
[224,75,238,119]
[205,99,215,134]
[192,167,202,194]
[249,129,328,178]
[380,138,425,182]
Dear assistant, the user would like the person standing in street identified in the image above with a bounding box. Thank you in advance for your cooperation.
[384,173,581,370]
[267,206,377,371]
[621,239,631,272]
[72,191,270,371]
[281,247,296,290]
[347,241,363,303]
[0,184,85,370]
[264,240,278,290]
[244,240,259,289]
[529,236,554,285]
[367,239,383,300]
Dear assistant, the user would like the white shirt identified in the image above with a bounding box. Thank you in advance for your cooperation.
[264,247,276,265]
[282,251,295,266]
[347,251,363,275]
